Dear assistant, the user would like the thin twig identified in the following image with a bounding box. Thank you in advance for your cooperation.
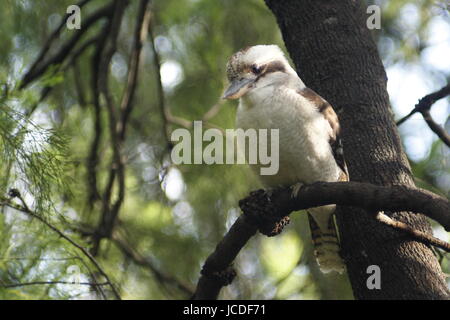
[148,12,171,144]
[421,109,450,148]
[148,30,225,141]
[25,36,99,119]
[65,36,101,69]
[397,84,450,147]
[87,22,112,207]
[91,0,131,253]
[0,194,121,300]
[20,1,115,89]
[397,84,450,125]
[119,0,151,141]
[202,99,226,122]
[72,61,87,108]
[22,0,93,87]
[376,212,450,252]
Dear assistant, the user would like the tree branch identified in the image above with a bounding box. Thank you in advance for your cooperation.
[397,84,450,147]
[94,0,128,244]
[0,191,121,300]
[375,212,450,252]
[90,0,148,254]
[192,215,255,300]
[148,13,171,145]
[118,0,151,141]
[421,110,450,148]
[20,1,115,89]
[26,35,100,119]
[20,0,93,88]
[246,182,450,231]
[147,14,225,148]
[86,0,129,212]
[193,181,450,299]
[87,21,112,207]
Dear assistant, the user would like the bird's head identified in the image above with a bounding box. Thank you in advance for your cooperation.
[223,44,297,100]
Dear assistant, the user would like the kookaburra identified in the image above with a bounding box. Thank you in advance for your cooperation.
[223,45,348,273]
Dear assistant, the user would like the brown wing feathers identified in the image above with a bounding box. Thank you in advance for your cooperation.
[298,87,349,180]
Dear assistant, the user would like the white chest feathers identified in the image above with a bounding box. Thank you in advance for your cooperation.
[236,85,341,187]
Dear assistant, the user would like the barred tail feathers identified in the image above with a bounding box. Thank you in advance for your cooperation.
[307,209,345,274]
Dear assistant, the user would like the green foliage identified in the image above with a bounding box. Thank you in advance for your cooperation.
[0,104,69,214]
[0,0,448,299]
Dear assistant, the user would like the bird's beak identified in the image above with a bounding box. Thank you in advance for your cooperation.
[222,77,256,100]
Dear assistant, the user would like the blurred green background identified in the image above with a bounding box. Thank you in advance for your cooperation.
[0,0,448,299]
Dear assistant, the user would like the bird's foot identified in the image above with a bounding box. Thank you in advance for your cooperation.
[264,188,275,199]
[290,182,303,198]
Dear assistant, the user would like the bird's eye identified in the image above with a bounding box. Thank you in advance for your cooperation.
[251,65,261,74]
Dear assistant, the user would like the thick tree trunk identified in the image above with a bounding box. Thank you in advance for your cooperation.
[265,0,449,299]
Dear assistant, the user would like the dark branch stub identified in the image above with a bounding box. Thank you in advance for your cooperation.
[200,266,237,287]
[239,189,291,236]
[8,188,20,199]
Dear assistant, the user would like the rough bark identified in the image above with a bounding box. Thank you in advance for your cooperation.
[265,0,449,299]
